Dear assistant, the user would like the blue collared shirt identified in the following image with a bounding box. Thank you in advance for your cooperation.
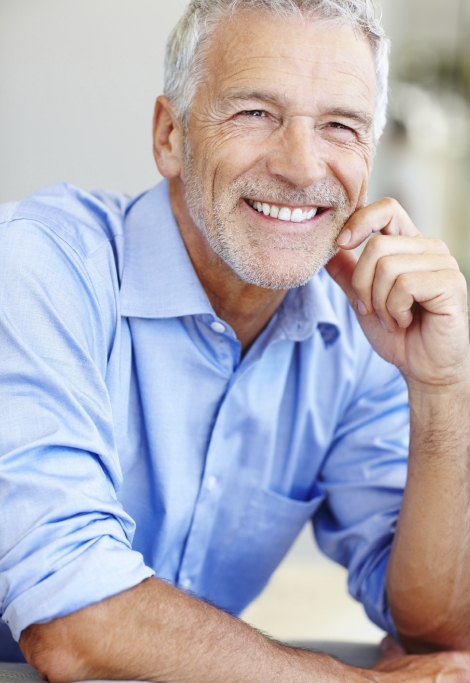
[0,180,408,648]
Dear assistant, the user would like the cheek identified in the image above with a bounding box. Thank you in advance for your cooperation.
[327,149,372,207]
[197,128,266,185]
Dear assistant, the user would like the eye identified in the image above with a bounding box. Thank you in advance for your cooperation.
[238,110,268,118]
[328,121,354,132]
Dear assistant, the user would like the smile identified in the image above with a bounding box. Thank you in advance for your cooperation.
[245,199,323,223]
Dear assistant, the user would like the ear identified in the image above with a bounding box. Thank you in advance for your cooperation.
[153,95,183,178]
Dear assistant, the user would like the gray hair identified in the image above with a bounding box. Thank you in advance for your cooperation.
[164,0,390,142]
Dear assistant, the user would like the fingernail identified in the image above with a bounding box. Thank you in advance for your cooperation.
[357,299,368,316]
[337,229,351,246]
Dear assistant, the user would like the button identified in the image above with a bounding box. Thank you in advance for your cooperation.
[206,475,217,491]
[210,321,226,334]
[181,578,192,590]
[317,322,339,348]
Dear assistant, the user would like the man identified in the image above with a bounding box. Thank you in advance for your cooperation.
[1,0,470,681]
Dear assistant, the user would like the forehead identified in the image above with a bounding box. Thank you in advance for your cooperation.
[200,10,376,113]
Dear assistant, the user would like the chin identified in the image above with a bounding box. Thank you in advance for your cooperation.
[230,248,333,290]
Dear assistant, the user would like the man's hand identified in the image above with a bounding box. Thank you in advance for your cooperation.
[369,636,470,683]
[373,652,470,683]
[328,197,470,653]
[326,197,470,389]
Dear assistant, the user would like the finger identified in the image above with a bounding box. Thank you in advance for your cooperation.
[353,235,451,315]
[371,253,460,332]
[325,249,358,309]
[379,636,407,661]
[337,197,421,250]
[387,269,468,330]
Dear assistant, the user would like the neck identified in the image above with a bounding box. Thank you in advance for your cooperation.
[169,178,287,351]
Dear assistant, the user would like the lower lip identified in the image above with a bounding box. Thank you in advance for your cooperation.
[242,199,329,233]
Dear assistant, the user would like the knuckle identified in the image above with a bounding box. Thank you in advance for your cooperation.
[447,651,463,664]
[448,256,460,271]
[454,270,467,287]
[429,238,450,255]
[351,273,368,297]
[364,234,385,257]
[444,651,470,668]
[383,196,400,211]
[376,255,395,279]
[443,269,467,293]
[395,272,413,292]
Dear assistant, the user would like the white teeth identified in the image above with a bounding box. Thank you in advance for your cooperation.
[278,207,292,221]
[247,199,319,222]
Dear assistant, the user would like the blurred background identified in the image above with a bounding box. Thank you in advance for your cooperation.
[1,0,469,645]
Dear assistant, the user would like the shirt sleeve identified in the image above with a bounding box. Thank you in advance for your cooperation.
[0,217,154,641]
[314,335,409,638]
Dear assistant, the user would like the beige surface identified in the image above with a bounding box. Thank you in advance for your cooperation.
[242,525,385,644]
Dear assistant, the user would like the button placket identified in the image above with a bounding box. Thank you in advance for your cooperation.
[176,386,246,590]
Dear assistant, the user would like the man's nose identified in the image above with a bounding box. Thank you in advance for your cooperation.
[266,118,325,189]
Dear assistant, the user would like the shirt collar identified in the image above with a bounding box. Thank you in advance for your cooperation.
[119,179,341,347]
[277,273,341,346]
[120,180,213,319]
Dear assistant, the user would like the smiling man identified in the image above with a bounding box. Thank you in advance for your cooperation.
[1,1,470,682]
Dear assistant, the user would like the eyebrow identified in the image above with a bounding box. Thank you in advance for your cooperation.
[224,89,291,108]
[223,90,374,130]
[326,107,374,129]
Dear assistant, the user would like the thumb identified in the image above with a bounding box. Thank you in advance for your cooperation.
[325,248,358,308]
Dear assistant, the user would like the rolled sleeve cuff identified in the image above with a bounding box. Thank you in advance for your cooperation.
[3,536,155,641]
[358,552,399,641]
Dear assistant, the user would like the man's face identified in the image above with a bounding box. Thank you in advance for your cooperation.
[181,10,377,290]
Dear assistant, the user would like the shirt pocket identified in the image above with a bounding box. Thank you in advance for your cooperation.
[200,483,325,615]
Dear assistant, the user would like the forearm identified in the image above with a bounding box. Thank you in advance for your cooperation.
[20,576,371,683]
[387,379,470,651]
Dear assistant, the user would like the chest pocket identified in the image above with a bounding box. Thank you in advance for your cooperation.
[197,483,325,615]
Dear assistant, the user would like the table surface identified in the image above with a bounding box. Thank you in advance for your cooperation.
[0,641,382,682]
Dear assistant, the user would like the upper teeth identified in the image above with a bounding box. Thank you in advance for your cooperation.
[247,200,319,222]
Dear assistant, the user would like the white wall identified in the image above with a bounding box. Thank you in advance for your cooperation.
[0,0,189,203]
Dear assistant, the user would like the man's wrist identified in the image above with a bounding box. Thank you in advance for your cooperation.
[406,375,470,447]
[400,362,470,487]
[405,366,470,403]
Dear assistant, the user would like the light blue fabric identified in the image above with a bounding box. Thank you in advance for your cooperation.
[0,180,409,646]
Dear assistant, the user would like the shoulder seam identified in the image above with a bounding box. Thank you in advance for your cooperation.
[0,213,116,265]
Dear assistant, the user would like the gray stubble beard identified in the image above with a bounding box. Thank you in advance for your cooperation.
[182,138,351,290]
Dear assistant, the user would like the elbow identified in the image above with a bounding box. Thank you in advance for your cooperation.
[387,570,470,652]
[390,600,470,653]
[20,622,89,683]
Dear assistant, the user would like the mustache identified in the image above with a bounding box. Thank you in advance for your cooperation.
[230,177,350,211]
